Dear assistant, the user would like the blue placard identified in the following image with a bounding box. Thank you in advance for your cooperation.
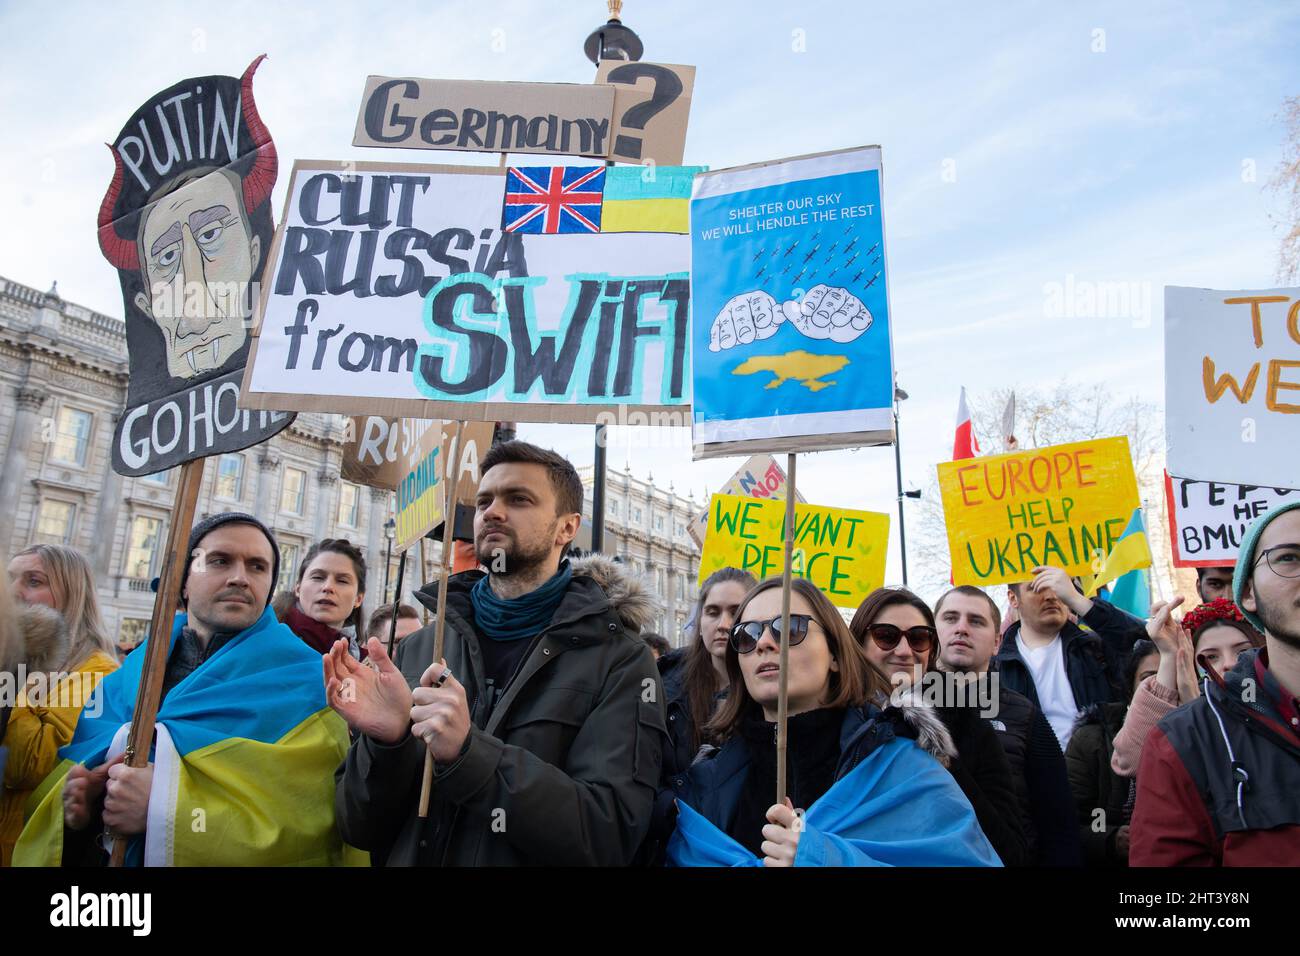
[690,148,895,456]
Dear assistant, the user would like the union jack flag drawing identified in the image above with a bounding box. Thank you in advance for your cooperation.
[502,166,606,234]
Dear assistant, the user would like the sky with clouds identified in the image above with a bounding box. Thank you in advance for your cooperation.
[0,0,1295,597]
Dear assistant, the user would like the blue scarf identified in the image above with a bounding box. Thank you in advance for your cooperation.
[470,560,573,642]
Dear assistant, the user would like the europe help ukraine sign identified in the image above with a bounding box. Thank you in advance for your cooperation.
[938,437,1144,587]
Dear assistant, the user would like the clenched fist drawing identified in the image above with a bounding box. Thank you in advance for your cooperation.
[709,291,786,352]
[709,286,872,351]
[781,285,873,343]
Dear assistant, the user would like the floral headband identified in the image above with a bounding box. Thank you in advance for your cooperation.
[1180,597,1253,636]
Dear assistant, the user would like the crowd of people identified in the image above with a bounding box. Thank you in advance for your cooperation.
[0,438,1296,866]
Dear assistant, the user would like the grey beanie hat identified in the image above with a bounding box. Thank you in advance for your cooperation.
[1232,499,1300,634]
[180,512,281,607]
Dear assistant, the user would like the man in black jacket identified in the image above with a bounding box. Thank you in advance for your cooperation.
[936,585,1082,866]
[999,566,1147,751]
[327,441,666,866]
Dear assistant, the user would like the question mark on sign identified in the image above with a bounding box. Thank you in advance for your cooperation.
[604,63,683,161]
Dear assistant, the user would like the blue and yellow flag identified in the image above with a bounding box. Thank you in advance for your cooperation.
[1083,507,1153,598]
[667,736,1002,867]
[601,165,706,233]
[14,606,363,867]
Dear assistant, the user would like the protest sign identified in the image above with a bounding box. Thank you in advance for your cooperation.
[240,160,693,424]
[594,61,695,166]
[1164,471,1299,567]
[686,454,803,548]
[1166,286,1300,489]
[390,416,491,546]
[98,56,294,476]
[342,416,493,500]
[938,436,1146,586]
[352,77,615,157]
[343,416,488,512]
[696,493,889,608]
[689,146,895,459]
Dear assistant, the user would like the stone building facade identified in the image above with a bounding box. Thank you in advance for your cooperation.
[0,274,410,650]
[576,464,703,645]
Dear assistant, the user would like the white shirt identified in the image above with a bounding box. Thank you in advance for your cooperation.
[1016,633,1079,750]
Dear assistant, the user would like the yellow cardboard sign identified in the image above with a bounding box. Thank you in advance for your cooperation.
[938,436,1141,586]
[395,431,444,553]
[697,493,889,608]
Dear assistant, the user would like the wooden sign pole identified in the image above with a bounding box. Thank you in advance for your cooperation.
[108,455,206,866]
[418,420,467,818]
[775,452,797,806]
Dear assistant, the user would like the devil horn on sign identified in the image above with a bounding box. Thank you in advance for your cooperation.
[240,54,277,213]
[97,144,140,271]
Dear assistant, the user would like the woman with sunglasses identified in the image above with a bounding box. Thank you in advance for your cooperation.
[667,578,1000,867]
[851,587,1029,866]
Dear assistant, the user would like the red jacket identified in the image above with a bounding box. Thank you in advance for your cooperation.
[1130,650,1300,866]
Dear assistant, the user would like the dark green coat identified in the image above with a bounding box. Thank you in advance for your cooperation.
[335,555,667,866]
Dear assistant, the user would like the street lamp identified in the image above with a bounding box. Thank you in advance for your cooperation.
[584,0,643,65]
[892,384,921,586]
[382,517,396,601]
[586,0,643,554]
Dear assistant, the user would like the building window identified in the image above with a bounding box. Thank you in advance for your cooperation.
[678,573,688,601]
[125,515,164,580]
[141,468,171,487]
[656,567,665,595]
[277,542,300,594]
[654,515,664,532]
[280,467,306,515]
[51,406,94,466]
[119,618,150,653]
[33,499,75,545]
[338,481,360,527]
[675,521,685,538]
[215,454,245,500]
[632,506,643,525]
[609,499,620,517]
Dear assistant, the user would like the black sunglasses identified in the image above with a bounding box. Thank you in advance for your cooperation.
[730,614,814,654]
[867,623,936,654]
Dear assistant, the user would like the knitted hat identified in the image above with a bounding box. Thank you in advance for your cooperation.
[180,512,281,607]
[1232,499,1300,634]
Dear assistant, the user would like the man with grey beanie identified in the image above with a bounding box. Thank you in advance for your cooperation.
[1130,501,1300,866]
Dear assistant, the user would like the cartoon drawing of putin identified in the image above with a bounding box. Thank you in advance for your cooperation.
[96,57,277,389]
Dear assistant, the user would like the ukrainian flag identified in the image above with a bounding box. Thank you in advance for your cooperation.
[601,165,706,233]
[13,606,365,867]
[1083,508,1152,601]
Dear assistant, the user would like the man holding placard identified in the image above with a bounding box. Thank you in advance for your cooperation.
[329,441,665,866]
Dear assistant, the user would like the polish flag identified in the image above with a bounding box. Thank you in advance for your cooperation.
[953,387,980,460]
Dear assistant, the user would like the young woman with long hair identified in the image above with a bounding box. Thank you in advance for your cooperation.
[668,577,1000,867]
[2,545,118,865]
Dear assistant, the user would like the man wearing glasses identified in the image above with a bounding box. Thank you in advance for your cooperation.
[1130,502,1300,866]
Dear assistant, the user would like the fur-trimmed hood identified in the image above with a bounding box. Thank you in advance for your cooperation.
[872,687,958,767]
[13,604,68,673]
[568,554,659,635]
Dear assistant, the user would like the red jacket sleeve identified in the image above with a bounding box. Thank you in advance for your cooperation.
[1129,726,1219,866]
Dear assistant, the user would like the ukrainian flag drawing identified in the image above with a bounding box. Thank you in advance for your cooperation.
[13,606,365,867]
[601,165,706,234]
[1083,507,1153,601]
